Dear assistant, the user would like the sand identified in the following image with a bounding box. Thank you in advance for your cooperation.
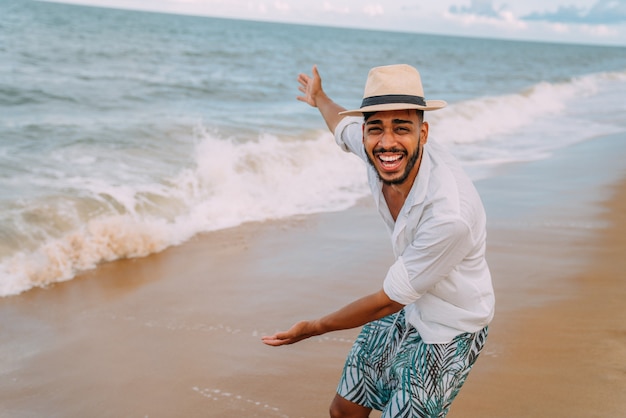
[454,177,626,417]
[1,133,625,417]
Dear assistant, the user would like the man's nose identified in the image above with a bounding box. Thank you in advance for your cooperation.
[380,128,396,148]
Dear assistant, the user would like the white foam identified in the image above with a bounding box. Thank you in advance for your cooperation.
[176,128,368,229]
[0,129,369,296]
[192,386,288,417]
[0,215,172,295]
[431,70,622,147]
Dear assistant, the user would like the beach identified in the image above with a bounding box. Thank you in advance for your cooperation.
[3,3,626,417]
[1,131,625,418]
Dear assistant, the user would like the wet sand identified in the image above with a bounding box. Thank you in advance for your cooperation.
[455,176,626,417]
[1,134,625,417]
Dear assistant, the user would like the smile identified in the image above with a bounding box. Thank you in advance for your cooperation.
[376,152,405,171]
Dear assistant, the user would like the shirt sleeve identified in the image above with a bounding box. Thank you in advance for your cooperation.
[334,116,366,160]
[383,218,474,305]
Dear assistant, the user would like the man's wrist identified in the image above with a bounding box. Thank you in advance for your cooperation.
[310,318,327,336]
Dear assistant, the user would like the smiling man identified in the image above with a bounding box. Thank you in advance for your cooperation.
[263,64,495,418]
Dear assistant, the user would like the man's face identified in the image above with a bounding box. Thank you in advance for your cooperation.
[363,109,428,186]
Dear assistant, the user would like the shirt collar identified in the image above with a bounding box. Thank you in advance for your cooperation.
[405,144,431,210]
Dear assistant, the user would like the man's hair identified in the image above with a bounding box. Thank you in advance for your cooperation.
[363,109,424,123]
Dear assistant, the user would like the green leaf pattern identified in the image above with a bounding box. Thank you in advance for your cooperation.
[338,310,488,417]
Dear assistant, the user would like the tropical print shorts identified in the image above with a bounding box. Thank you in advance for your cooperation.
[337,310,488,418]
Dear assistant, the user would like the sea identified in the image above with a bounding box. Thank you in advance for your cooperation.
[1,0,626,297]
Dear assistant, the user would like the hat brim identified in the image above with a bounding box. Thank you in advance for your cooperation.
[339,100,447,116]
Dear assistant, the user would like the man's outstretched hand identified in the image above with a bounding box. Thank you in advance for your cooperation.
[262,289,403,347]
[262,320,321,346]
[296,65,324,108]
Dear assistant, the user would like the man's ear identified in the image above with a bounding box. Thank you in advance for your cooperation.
[420,121,429,145]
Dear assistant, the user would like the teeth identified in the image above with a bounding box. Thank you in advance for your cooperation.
[379,155,401,162]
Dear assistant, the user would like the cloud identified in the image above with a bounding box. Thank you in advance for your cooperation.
[449,0,502,18]
[363,3,384,17]
[446,0,527,29]
[273,0,289,12]
[522,0,626,24]
[580,23,619,36]
[322,1,350,14]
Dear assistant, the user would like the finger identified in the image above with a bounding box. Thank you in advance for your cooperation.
[262,330,290,340]
[297,73,310,85]
[261,335,290,346]
[312,64,320,80]
[262,338,287,346]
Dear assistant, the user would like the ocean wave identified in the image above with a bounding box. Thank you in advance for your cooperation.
[0,130,368,296]
[0,84,82,106]
[431,69,626,146]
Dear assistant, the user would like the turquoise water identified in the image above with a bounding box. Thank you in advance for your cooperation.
[1,0,626,295]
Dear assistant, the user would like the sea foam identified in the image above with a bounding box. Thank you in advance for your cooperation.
[0,130,368,296]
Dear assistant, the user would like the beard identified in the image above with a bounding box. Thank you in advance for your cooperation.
[365,145,421,186]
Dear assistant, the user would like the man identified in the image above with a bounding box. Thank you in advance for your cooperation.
[262,64,495,418]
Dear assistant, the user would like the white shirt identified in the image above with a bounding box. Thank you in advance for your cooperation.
[335,117,495,344]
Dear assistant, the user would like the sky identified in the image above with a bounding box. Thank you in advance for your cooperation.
[44,0,626,46]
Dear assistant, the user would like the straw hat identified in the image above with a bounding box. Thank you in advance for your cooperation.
[340,64,447,116]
